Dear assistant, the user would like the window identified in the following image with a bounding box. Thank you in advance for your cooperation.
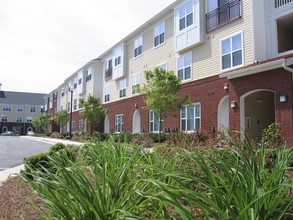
[177,52,192,81]
[180,103,201,131]
[74,82,77,89]
[2,115,7,122]
[115,114,123,133]
[73,99,77,110]
[3,105,11,111]
[71,121,75,131]
[78,78,82,85]
[26,117,32,123]
[78,120,84,131]
[30,106,36,112]
[221,32,243,70]
[178,0,193,31]
[115,56,121,66]
[105,59,113,80]
[85,69,92,82]
[134,36,143,58]
[17,106,23,112]
[16,116,22,123]
[149,110,163,132]
[157,62,167,71]
[132,73,140,94]
[154,21,165,47]
[104,86,110,102]
[67,101,70,112]
[61,89,65,97]
[119,78,126,98]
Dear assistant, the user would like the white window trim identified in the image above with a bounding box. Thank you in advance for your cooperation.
[180,103,201,133]
[153,20,166,48]
[118,78,127,99]
[156,61,168,71]
[132,72,141,95]
[149,110,163,133]
[115,114,124,133]
[220,30,244,72]
[104,85,110,103]
[175,0,195,33]
[134,36,143,59]
[177,51,192,82]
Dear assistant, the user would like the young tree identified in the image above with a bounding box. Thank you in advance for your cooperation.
[139,67,189,142]
[53,109,69,133]
[79,96,106,134]
[32,114,51,133]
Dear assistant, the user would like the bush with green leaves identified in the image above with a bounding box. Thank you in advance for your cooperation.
[261,122,284,148]
[22,137,292,219]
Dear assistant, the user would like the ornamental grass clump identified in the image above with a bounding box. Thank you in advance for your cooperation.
[146,137,293,219]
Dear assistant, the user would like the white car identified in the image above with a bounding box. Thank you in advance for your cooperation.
[1,131,13,135]
[26,131,35,136]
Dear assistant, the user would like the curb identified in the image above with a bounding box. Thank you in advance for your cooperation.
[0,164,24,187]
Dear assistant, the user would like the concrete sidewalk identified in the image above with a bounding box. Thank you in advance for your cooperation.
[0,136,83,186]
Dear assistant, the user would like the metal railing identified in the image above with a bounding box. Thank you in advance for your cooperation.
[275,0,293,8]
[105,67,112,81]
[206,0,241,32]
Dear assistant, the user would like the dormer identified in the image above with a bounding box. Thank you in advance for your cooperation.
[174,0,204,52]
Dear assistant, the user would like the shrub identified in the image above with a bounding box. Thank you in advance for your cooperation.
[261,122,284,148]
[50,132,62,139]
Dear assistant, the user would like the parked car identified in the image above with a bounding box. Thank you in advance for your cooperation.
[26,131,35,136]
[1,131,13,135]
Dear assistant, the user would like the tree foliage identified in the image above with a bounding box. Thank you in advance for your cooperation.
[79,96,106,134]
[53,109,69,133]
[32,114,51,133]
[139,67,189,141]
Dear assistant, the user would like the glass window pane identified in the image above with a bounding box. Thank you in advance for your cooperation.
[160,33,164,44]
[221,39,231,54]
[195,118,200,130]
[181,119,186,131]
[181,107,186,118]
[178,69,183,80]
[179,5,185,18]
[187,106,194,131]
[185,67,191,80]
[178,56,184,69]
[232,34,242,51]
[186,0,193,13]
[179,18,185,30]
[187,13,193,27]
[184,53,192,66]
[232,50,242,66]
[195,105,200,117]
[222,54,231,69]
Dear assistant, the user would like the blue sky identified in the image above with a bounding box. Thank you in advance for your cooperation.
[0,0,174,93]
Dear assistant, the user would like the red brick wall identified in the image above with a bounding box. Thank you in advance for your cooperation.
[104,68,293,146]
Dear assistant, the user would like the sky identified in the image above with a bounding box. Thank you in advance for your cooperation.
[0,0,175,94]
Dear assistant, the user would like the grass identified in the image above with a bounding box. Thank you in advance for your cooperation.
[22,136,293,219]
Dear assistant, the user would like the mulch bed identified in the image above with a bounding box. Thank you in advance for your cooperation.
[0,176,41,220]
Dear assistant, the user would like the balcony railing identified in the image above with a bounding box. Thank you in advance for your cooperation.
[275,0,293,8]
[206,0,241,32]
[105,67,112,81]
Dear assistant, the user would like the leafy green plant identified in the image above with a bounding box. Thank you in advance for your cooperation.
[262,122,284,148]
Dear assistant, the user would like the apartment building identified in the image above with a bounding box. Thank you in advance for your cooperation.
[44,58,103,133]
[0,84,46,134]
[45,0,293,145]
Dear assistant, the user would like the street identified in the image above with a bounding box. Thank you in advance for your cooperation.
[0,136,52,171]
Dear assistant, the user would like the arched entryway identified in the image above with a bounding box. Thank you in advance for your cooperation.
[104,115,110,134]
[2,126,8,133]
[132,110,141,133]
[240,90,275,141]
[217,95,229,132]
[27,127,33,132]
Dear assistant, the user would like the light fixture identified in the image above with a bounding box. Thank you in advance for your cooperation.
[134,103,138,108]
[224,83,229,90]
[230,101,237,108]
[279,95,287,103]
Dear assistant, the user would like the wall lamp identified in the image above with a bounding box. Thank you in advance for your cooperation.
[224,83,229,90]
[230,101,237,108]
[134,102,138,108]
[279,95,287,103]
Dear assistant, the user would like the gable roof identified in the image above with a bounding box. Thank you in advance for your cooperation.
[0,91,47,106]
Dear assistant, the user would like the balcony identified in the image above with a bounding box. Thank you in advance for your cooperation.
[206,0,241,32]
[105,67,112,81]
[275,0,293,8]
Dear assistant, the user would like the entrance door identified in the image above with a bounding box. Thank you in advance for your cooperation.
[132,110,141,133]
[218,95,229,132]
[242,91,275,141]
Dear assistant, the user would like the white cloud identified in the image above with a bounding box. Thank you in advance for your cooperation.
[0,0,174,93]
